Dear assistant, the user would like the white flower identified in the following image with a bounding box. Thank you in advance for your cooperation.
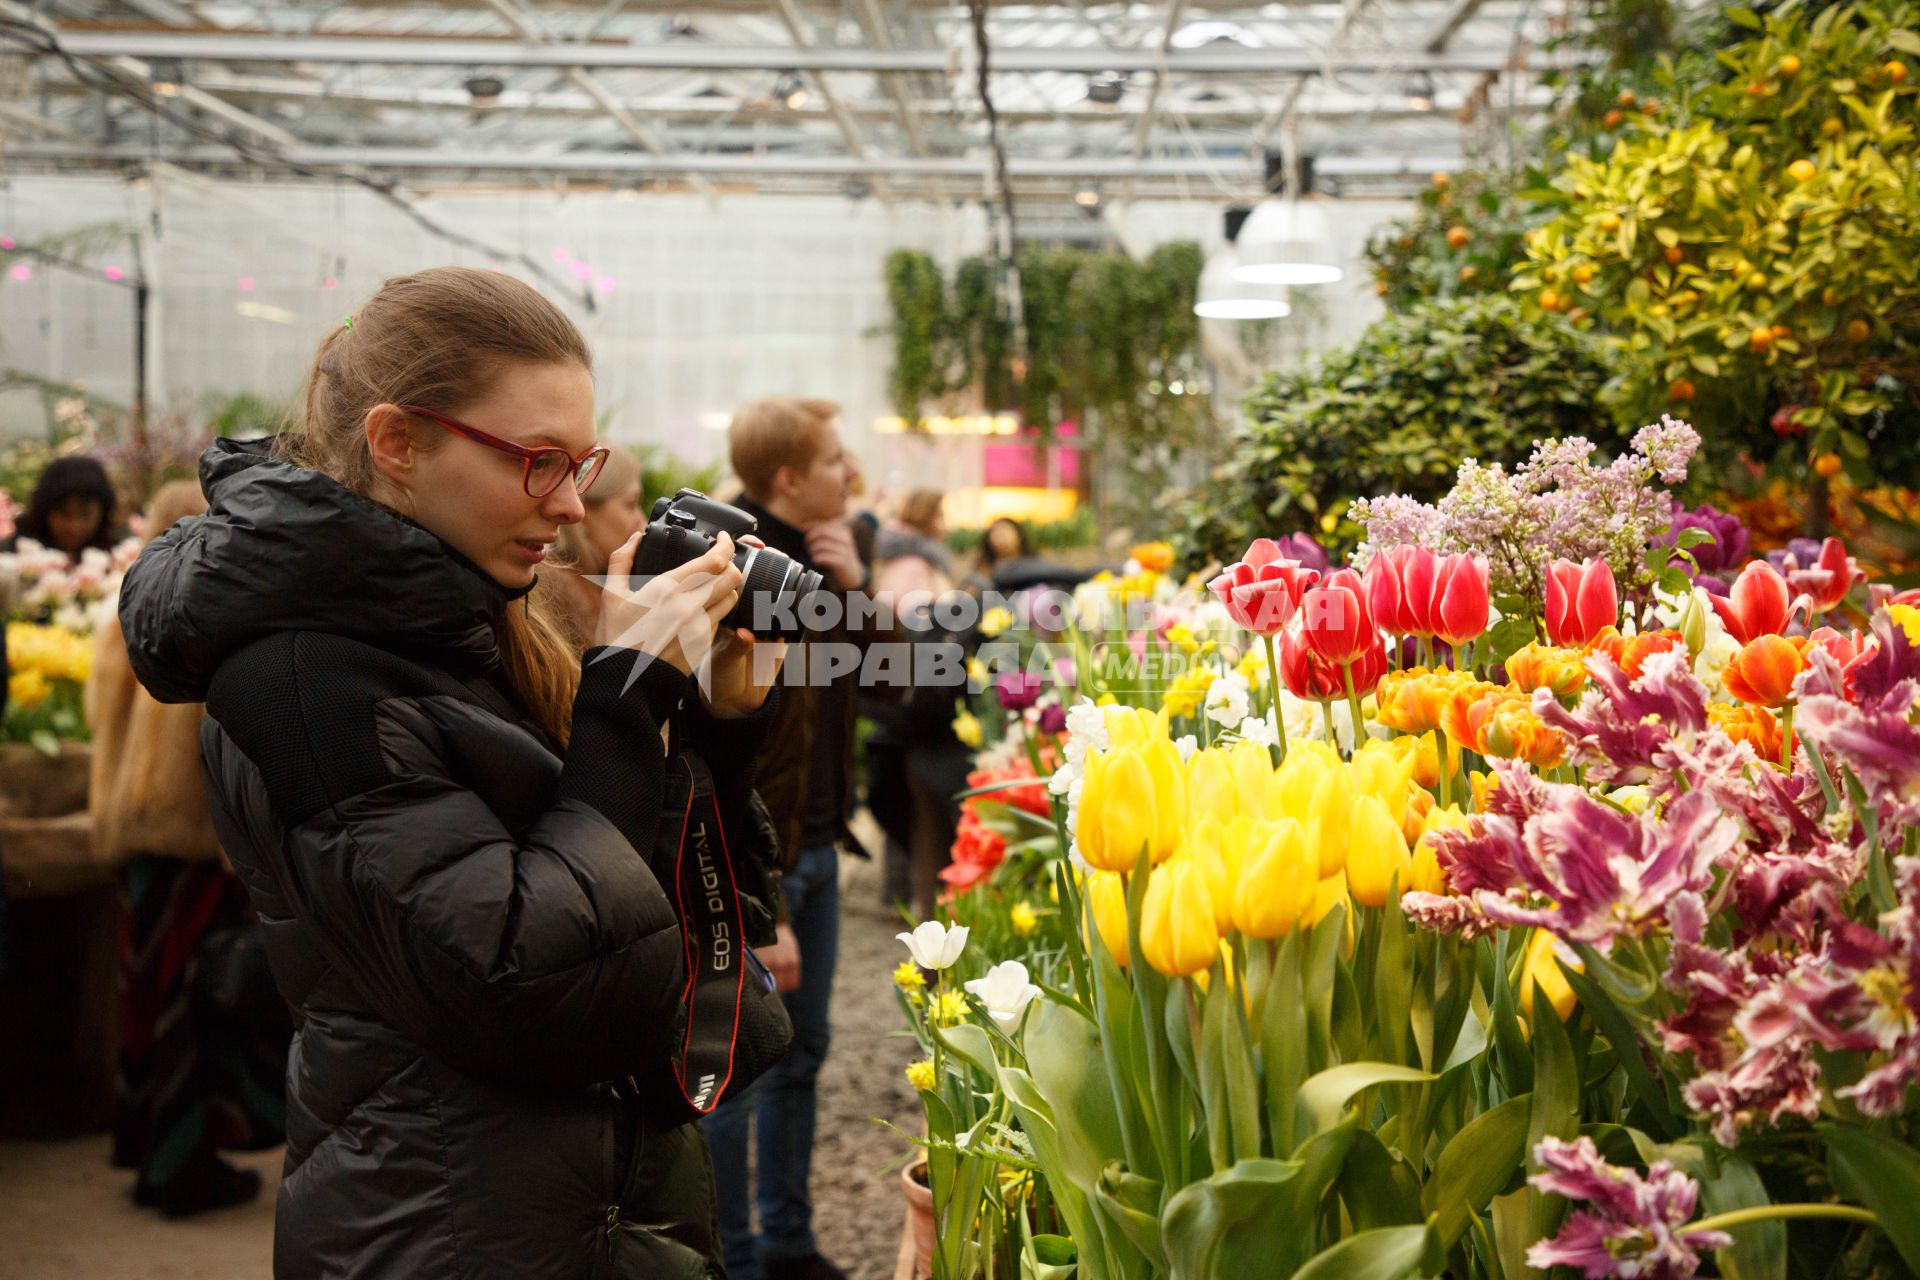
[1174,733,1198,762]
[1204,671,1251,728]
[897,920,969,970]
[965,960,1043,1031]
[1236,715,1276,748]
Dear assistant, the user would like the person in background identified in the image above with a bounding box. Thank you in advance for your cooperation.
[976,514,1091,594]
[706,395,872,1280]
[88,479,289,1217]
[866,490,958,913]
[2,455,122,558]
[967,516,1029,594]
[548,445,645,650]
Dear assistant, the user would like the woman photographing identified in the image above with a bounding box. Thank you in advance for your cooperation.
[119,267,789,1279]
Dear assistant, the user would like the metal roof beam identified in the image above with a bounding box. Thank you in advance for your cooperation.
[1425,0,1493,54]
[765,0,892,200]
[48,32,1579,75]
[10,139,1462,180]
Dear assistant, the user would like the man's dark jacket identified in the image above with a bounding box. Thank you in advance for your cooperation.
[118,439,782,1279]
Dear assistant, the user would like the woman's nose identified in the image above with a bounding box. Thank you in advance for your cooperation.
[544,481,586,524]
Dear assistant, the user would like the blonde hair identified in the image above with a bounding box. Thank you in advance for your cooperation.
[281,267,590,746]
[897,489,945,538]
[727,396,840,503]
[554,445,643,574]
[141,478,207,543]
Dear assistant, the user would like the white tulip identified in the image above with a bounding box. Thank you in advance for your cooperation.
[896,921,970,971]
[964,960,1043,1031]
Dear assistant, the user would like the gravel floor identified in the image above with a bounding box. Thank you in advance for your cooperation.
[0,845,927,1280]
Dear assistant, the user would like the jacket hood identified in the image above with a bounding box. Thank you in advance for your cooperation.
[121,437,524,703]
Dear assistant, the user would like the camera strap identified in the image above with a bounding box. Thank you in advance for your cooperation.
[665,751,748,1116]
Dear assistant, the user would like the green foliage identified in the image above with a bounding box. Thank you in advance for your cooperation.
[633,444,723,508]
[947,510,1097,556]
[1519,0,1920,483]
[1177,296,1625,567]
[1363,171,1543,312]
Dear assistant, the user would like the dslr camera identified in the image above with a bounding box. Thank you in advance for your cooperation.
[633,489,823,641]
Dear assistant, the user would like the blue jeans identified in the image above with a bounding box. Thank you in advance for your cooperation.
[704,841,840,1278]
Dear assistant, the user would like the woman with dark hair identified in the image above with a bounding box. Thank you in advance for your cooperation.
[4,455,121,558]
[118,267,792,1278]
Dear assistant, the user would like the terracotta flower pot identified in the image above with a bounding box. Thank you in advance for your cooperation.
[902,1156,935,1279]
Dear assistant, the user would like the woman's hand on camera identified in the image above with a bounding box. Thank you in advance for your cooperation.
[699,534,787,717]
[595,528,742,676]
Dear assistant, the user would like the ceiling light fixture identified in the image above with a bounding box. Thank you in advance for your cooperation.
[150,58,185,97]
[464,74,505,107]
[1086,72,1126,107]
[773,71,809,110]
[1403,71,1437,112]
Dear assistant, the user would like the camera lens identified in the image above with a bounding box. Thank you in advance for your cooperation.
[728,544,824,640]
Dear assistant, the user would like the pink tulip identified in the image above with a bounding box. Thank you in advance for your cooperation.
[1208,538,1321,636]
[1545,558,1618,648]
[1430,553,1491,648]
[1710,561,1798,645]
[1791,537,1863,615]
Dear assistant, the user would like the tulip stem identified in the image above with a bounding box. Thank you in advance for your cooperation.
[1261,633,1289,764]
[1431,728,1452,810]
[1779,703,1795,772]
[1689,1204,1879,1236]
[1321,699,1339,748]
[1341,662,1368,757]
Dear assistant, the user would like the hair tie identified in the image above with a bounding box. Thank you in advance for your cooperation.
[342,314,355,330]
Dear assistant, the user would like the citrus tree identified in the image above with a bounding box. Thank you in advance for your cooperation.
[1518,0,1920,483]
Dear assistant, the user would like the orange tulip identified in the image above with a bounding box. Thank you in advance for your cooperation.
[1588,626,1688,680]
[1722,634,1808,708]
[1481,700,1569,770]
[1708,702,1786,760]
[1504,642,1589,698]
[1376,667,1451,735]
[1438,681,1503,752]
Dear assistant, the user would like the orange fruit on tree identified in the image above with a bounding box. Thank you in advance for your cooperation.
[1604,109,1626,128]
[1459,265,1479,282]
[1822,285,1843,306]
[1447,226,1470,249]
[1887,61,1909,84]
[1573,263,1596,284]
[1618,88,1638,107]
[1847,318,1871,344]
[1815,453,1843,478]
[1777,54,1802,77]
[1664,245,1685,265]
[1750,326,1775,352]
[1821,117,1844,136]
[1746,271,1770,291]
[1788,158,1818,183]
[1669,378,1697,402]
[1770,323,1791,341]
[1432,171,1450,188]
[1747,80,1769,97]
[1642,97,1661,114]
[1540,289,1561,311]
[1598,211,1622,232]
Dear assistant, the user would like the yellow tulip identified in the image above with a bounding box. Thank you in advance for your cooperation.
[1305,870,1350,929]
[1178,816,1235,932]
[1270,746,1333,822]
[1104,704,1153,748]
[1352,739,1417,829]
[1410,805,1471,896]
[1141,738,1189,864]
[1140,861,1221,978]
[1077,749,1154,872]
[1305,767,1354,878]
[1233,818,1312,938]
[1519,928,1580,1022]
[1186,748,1239,823]
[1228,739,1274,820]
[1085,870,1130,967]
[1346,793,1412,908]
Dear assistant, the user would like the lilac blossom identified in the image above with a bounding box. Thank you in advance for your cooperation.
[1525,1136,1731,1279]
[1350,418,1701,607]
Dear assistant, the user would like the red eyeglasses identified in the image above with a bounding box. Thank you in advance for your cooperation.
[400,404,611,499]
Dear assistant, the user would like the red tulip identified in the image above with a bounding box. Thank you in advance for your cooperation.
[1301,569,1376,665]
[1710,561,1798,645]
[1279,627,1388,701]
[1790,537,1862,615]
[1430,553,1491,648]
[1545,558,1618,648]
[1208,539,1321,636]
[1366,545,1438,637]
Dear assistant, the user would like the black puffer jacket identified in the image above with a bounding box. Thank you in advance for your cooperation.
[119,439,784,1280]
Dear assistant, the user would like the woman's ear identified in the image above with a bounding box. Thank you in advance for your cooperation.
[365,404,416,490]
